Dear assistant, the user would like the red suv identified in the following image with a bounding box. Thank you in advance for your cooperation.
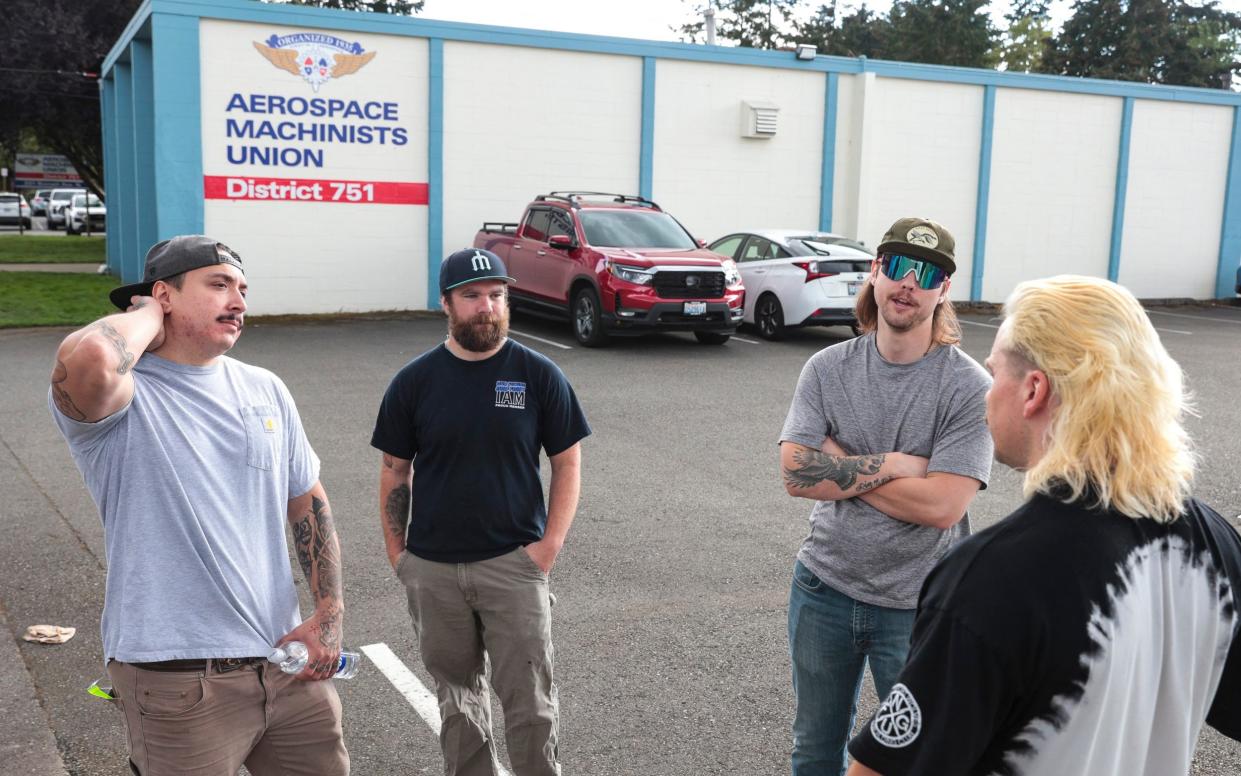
[474,192,745,346]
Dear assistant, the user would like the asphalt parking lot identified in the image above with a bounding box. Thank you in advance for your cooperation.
[2,305,1240,775]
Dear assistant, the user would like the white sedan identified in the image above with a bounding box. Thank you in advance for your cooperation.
[707,230,873,340]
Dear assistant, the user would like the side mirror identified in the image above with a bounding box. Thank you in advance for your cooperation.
[549,234,575,250]
[697,238,707,248]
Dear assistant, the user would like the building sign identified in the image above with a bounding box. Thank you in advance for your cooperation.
[201,25,426,205]
[14,154,83,188]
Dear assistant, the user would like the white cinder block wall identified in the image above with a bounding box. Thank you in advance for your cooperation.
[1119,101,1232,299]
[441,44,642,259]
[984,90,1122,302]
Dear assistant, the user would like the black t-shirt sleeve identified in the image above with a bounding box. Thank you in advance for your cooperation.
[370,369,417,460]
[537,362,590,457]
[1204,504,1241,740]
[848,607,1010,775]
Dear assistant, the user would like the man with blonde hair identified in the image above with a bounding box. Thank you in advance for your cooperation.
[780,217,993,776]
[847,275,1241,776]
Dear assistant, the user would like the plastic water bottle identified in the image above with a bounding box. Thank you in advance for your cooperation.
[268,641,361,679]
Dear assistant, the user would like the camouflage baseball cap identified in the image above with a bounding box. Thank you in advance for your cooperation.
[875,217,956,275]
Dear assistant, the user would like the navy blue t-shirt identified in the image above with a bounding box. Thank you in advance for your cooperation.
[371,339,590,563]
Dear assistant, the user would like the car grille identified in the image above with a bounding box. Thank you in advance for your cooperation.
[652,270,726,299]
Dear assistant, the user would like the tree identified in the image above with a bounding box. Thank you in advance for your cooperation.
[796,3,893,59]
[992,0,1052,72]
[1041,0,1241,88]
[678,0,802,49]
[884,0,998,68]
[267,0,425,13]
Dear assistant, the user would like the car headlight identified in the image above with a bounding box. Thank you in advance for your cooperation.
[609,261,654,285]
[722,259,742,287]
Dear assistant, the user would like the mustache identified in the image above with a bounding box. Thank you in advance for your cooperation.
[218,313,244,329]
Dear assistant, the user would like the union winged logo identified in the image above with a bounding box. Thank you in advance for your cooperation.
[253,33,376,92]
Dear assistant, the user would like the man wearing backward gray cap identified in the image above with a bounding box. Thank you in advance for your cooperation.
[49,235,349,775]
[778,217,994,776]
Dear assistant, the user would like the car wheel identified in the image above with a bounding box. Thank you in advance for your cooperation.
[694,331,730,345]
[754,293,786,341]
[66,221,76,235]
[572,288,609,347]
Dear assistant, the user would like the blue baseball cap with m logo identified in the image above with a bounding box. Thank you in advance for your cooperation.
[439,248,517,294]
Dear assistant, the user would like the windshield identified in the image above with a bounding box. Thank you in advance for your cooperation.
[578,210,696,250]
[53,191,83,201]
[72,195,103,207]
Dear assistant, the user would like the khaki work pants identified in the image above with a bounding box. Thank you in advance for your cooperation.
[107,658,348,776]
[397,547,560,776]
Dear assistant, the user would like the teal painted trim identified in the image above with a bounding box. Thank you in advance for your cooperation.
[150,12,203,239]
[101,77,121,275]
[1216,106,1241,298]
[971,85,995,302]
[427,38,444,310]
[115,0,1241,106]
[114,62,139,284]
[131,40,158,258]
[640,57,655,200]
[819,72,838,232]
[103,0,153,74]
[1108,97,1135,283]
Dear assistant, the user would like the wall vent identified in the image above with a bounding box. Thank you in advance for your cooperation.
[741,100,779,138]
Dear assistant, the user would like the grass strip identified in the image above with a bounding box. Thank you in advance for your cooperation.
[0,272,119,327]
[0,235,107,263]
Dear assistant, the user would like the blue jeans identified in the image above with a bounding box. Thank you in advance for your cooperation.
[787,560,916,776]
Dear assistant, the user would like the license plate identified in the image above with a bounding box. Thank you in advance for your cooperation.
[683,301,707,315]
[847,282,861,297]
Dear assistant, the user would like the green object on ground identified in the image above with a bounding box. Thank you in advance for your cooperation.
[0,272,119,327]
[0,236,107,263]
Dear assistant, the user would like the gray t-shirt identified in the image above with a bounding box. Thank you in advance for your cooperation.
[49,353,319,663]
[780,333,993,609]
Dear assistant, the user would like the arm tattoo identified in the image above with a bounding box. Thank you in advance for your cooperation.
[94,321,135,375]
[783,448,885,491]
[385,483,411,540]
[51,359,86,421]
[855,475,894,494]
[292,495,343,647]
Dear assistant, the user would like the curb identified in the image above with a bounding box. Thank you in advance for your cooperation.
[0,605,70,775]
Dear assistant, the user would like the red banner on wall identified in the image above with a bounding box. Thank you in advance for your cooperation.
[204,175,428,205]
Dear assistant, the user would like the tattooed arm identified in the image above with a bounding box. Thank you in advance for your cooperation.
[379,453,413,570]
[50,296,165,422]
[815,436,981,530]
[780,441,928,504]
[281,481,344,681]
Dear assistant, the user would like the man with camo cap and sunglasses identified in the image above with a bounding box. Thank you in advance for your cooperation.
[777,217,994,776]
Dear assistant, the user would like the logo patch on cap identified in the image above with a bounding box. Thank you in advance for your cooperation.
[216,245,244,271]
[905,226,939,248]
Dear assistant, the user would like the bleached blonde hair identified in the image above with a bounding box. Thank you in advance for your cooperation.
[1001,275,1195,522]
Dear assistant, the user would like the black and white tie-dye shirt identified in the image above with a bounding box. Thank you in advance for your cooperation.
[849,493,1241,776]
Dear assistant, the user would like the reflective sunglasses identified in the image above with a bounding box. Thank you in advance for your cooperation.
[878,253,949,290]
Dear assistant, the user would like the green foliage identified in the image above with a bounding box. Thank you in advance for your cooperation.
[993,0,1052,72]
[679,0,801,48]
[269,0,425,13]
[0,236,108,264]
[1041,0,1241,88]
[885,0,998,68]
[0,272,119,328]
[797,4,892,58]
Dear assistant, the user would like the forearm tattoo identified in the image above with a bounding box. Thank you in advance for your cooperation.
[385,483,411,540]
[94,321,134,375]
[51,359,86,420]
[292,495,342,647]
[784,448,886,491]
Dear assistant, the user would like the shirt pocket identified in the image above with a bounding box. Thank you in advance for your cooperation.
[240,404,280,471]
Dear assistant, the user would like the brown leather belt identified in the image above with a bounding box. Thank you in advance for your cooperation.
[131,656,264,674]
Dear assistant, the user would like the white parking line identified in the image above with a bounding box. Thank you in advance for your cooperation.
[508,329,573,350]
[730,335,762,344]
[959,319,999,329]
[1146,309,1241,325]
[1155,327,1192,335]
[362,642,515,776]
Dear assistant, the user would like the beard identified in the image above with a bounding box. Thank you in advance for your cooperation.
[448,306,509,352]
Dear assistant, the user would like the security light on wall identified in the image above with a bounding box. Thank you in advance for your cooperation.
[795,44,817,61]
[741,100,779,138]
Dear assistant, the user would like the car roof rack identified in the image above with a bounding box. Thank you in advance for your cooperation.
[535,191,662,211]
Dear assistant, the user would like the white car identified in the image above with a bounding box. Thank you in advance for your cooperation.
[46,187,87,228]
[0,193,33,229]
[65,193,106,235]
[708,230,873,340]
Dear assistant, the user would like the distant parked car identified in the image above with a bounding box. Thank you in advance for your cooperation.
[708,229,874,340]
[30,189,52,217]
[47,187,87,228]
[0,193,33,229]
[65,193,106,235]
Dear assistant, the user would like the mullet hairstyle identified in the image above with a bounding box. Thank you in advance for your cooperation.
[853,268,962,346]
[1001,275,1195,522]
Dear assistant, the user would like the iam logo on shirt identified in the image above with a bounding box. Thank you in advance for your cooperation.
[252,32,376,92]
[495,381,527,410]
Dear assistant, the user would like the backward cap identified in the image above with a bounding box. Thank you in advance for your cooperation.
[876,217,956,275]
[109,235,244,309]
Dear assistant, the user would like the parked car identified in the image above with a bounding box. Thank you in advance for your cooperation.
[65,193,106,235]
[0,193,33,229]
[708,229,874,340]
[46,187,87,228]
[30,189,52,217]
[474,192,745,346]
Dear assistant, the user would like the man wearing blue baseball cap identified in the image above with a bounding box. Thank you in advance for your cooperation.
[372,248,591,776]
[778,217,994,776]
